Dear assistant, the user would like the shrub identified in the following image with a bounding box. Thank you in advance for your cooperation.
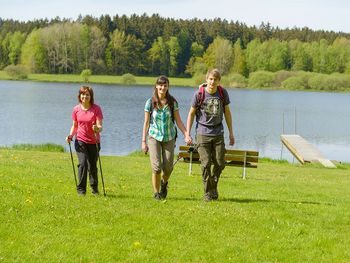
[326,74,350,90]
[222,73,247,88]
[308,74,327,90]
[248,71,275,88]
[308,74,350,91]
[11,143,65,152]
[273,70,297,87]
[121,73,136,85]
[193,73,206,86]
[281,76,307,90]
[4,64,28,80]
[81,69,92,83]
[345,62,350,74]
[295,71,315,89]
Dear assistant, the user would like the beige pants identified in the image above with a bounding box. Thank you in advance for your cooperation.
[148,137,175,176]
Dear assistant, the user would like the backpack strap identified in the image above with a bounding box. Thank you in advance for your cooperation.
[217,85,226,113]
[197,83,226,112]
[197,83,206,108]
[217,85,224,101]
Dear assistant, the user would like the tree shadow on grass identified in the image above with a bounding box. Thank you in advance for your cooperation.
[90,193,335,206]
[82,193,119,199]
[166,196,201,201]
[102,193,128,199]
[220,197,335,206]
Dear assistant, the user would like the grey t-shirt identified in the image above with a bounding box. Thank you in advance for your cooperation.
[191,88,230,136]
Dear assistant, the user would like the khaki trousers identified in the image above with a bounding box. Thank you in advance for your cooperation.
[148,137,175,176]
[196,134,225,195]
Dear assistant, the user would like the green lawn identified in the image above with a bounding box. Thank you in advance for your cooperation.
[1,148,350,262]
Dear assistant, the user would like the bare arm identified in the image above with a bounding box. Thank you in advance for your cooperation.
[142,111,150,153]
[174,110,186,136]
[185,106,196,145]
[93,119,103,133]
[66,120,78,143]
[224,105,235,146]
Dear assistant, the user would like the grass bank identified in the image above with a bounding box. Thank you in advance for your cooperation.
[1,148,350,262]
[2,70,350,93]
[0,71,195,87]
[5,143,65,152]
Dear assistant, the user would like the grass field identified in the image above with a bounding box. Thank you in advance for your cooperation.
[1,148,350,262]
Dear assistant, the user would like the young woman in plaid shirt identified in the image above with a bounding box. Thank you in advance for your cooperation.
[142,76,187,200]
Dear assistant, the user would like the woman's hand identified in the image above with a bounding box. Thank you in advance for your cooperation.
[66,135,73,144]
[142,141,149,154]
[229,134,235,146]
[92,124,102,133]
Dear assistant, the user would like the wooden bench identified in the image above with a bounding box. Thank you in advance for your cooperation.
[178,145,259,179]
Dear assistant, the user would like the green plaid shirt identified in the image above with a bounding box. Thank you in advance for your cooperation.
[145,98,178,142]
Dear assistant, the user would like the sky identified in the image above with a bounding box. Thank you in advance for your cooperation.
[1,0,350,33]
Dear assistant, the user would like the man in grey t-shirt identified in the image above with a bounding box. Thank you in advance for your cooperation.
[185,69,235,201]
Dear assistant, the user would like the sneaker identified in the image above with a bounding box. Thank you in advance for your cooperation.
[154,192,161,201]
[77,191,86,196]
[159,180,168,199]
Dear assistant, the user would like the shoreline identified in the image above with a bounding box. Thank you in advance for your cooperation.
[0,71,196,87]
[1,71,350,93]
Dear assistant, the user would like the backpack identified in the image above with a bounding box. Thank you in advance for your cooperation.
[197,83,226,112]
[149,98,177,140]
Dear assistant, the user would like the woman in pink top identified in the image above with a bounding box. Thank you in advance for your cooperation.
[66,86,103,195]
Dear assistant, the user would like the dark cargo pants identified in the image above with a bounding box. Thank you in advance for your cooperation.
[196,134,225,198]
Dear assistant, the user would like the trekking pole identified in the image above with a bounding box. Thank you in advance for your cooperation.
[68,141,78,187]
[189,150,193,175]
[95,133,106,196]
[172,155,182,168]
[188,144,198,176]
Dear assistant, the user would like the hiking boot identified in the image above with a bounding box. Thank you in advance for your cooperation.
[203,192,212,202]
[211,189,218,200]
[159,180,168,199]
[154,192,162,201]
[91,187,99,194]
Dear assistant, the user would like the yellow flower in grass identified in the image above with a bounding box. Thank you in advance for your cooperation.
[133,241,142,249]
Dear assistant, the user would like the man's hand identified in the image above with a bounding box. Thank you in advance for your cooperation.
[185,134,193,145]
[229,134,235,146]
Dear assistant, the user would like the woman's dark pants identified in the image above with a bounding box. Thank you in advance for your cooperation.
[75,140,100,194]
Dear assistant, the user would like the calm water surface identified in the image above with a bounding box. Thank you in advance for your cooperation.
[1,80,350,162]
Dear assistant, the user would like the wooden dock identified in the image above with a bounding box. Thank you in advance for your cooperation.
[281,134,336,168]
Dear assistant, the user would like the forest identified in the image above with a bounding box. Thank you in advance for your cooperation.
[1,13,350,86]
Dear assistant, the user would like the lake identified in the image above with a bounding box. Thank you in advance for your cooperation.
[1,80,350,162]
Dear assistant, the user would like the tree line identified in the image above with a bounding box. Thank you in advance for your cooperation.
[1,14,350,77]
